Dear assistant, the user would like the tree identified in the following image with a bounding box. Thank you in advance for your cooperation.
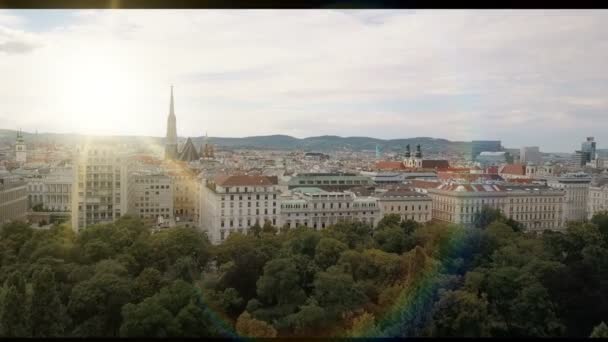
[30,267,65,336]
[235,312,277,338]
[262,221,277,235]
[0,271,29,337]
[590,322,608,338]
[472,206,504,230]
[132,268,166,303]
[349,311,376,337]
[314,238,347,270]
[256,258,306,309]
[286,301,328,336]
[313,268,367,319]
[374,226,409,254]
[120,298,175,337]
[431,290,491,337]
[377,214,401,230]
[249,223,262,237]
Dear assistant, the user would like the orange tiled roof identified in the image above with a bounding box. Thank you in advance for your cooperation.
[375,161,406,170]
[499,163,526,175]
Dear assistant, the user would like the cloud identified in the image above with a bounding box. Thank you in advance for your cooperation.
[0,10,607,152]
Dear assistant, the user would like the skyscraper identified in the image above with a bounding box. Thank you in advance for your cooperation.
[165,86,178,160]
[581,137,596,163]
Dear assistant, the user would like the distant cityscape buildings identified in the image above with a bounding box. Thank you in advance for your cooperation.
[1,89,608,243]
[470,140,502,161]
[520,146,542,165]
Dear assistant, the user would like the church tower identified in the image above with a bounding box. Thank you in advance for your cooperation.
[15,130,26,164]
[165,86,178,160]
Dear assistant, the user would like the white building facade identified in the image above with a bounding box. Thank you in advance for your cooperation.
[428,183,566,231]
[200,175,281,244]
[547,173,591,223]
[280,187,381,230]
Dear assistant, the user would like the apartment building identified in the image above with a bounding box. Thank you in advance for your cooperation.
[71,143,128,231]
[42,168,72,211]
[280,187,381,229]
[377,189,432,223]
[587,176,608,219]
[167,165,200,225]
[127,171,174,227]
[428,182,565,231]
[0,172,28,224]
[547,172,591,223]
[200,174,281,244]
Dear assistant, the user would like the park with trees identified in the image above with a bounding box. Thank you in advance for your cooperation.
[0,208,607,337]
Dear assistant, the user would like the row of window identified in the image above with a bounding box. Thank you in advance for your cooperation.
[385,204,428,212]
[221,208,276,216]
[222,201,276,208]
[222,194,277,201]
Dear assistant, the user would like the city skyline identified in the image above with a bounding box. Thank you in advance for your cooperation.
[1,10,608,152]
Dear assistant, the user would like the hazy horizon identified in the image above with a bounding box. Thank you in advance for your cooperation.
[1,10,607,152]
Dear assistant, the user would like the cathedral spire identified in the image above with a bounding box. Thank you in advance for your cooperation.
[165,85,178,160]
[170,85,175,117]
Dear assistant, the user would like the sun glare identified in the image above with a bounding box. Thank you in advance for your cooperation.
[49,46,140,134]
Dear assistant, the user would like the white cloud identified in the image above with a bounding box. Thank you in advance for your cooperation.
[0,10,607,152]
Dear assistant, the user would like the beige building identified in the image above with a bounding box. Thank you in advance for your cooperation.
[547,173,591,223]
[167,164,200,225]
[200,174,281,244]
[587,177,608,219]
[127,172,174,227]
[377,189,432,223]
[42,168,72,212]
[0,173,28,224]
[428,182,566,231]
[71,143,128,231]
[280,187,381,230]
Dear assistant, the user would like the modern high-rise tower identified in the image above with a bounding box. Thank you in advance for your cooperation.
[165,86,178,160]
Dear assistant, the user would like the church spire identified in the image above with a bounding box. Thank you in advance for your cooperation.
[169,85,175,117]
[165,85,178,160]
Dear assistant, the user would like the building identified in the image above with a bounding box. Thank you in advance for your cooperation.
[547,172,591,223]
[304,152,329,161]
[165,86,179,160]
[71,143,128,231]
[127,171,174,227]
[587,176,608,219]
[572,150,589,168]
[428,182,565,231]
[200,174,281,244]
[520,146,541,165]
[168,166,200,225]
[163,86,201,163]
[280,187,381,229]
[15,131,26,164]
[582,137,597,163]
[360,171,408,185]
[0,170,28,224]
[287,173,373,191]
[471,140,502,161]
[498,163,527,180]
[403,144,450,170]
[476,151,509,167]
[377,189,432,223]
[42,168,72,212]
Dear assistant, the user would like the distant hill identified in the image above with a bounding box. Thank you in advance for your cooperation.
[0,130,476,154]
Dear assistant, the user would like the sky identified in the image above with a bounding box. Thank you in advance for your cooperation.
[0,10,607,152]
